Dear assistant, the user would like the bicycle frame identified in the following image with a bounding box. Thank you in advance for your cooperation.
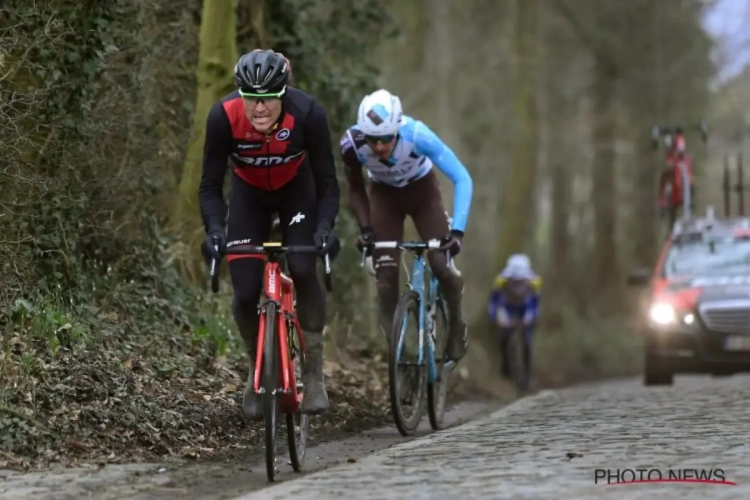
[657,131,692,218]
[400,246,442,383]
[254,253,303,413]
[209,241,333,414]
[652,122,707,221]
[209,238,333,481]
[361,240,459,383]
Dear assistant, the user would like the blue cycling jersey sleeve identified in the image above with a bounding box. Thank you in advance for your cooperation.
[487,290,501,318]
[528,294,540,311]
[411,120,473,233]
[487,289,509,318]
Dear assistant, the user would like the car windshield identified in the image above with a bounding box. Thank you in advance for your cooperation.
[664,238,750,278]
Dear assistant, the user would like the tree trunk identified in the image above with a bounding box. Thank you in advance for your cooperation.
[591,61,619,297]
[550,158,571,288]
[174,0,238,283]
[628,2,665,268]
[542,15,573,299]
[494,0,540,270]
[630,130,659,266]
[470,0,539,339]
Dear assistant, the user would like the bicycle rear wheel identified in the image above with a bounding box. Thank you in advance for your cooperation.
[263,302,280,482]
[427,298,449,430]
[666,206,677,234]
[389,291,427,437]
[286,320,308,472]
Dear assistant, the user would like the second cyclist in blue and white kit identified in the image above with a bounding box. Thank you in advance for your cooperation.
[339,89,474,363]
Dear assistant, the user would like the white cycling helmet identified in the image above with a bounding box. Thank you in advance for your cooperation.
[504,253,533,279]
[357,89,403,136]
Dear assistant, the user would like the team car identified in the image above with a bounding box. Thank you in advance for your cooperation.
[628,209,750,386]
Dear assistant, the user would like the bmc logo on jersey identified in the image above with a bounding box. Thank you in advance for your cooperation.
[233,150,304,167]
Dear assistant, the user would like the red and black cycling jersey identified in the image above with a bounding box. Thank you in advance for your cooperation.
[198,88,339,232]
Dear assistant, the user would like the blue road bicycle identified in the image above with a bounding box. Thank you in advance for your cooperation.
[361,239,460,436]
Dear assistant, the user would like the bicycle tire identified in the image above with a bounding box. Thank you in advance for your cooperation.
[263,301,279,482]
[287,319,308,472]
[388,291,427,437]
[667,207,677,233]
[427,297,449,430]
[507,328,526,393]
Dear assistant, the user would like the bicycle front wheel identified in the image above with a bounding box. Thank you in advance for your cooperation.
[287,320,308,472]
[427,298,449,430]
[388,291,427,437]
[263,301,280,482]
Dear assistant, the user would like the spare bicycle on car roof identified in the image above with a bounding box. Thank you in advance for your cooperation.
[651,121,707,234]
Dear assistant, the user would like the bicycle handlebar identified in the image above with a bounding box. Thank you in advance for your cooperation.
[367,240,445,250]
[208,237,333,293]
[358,239,462,278]
[651,121,708,148]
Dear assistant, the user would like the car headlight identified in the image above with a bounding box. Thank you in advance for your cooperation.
[648,303,695,328]
[649,303,677,325]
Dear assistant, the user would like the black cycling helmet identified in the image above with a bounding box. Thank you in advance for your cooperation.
[234,49,291,94]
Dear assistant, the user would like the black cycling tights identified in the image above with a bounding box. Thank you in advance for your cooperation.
[225,166,325,352]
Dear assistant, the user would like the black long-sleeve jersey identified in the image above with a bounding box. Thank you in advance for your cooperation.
[198,88,340,231]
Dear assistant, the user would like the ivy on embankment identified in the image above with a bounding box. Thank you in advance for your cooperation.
[1,0,396,420]
[1,1,234,372]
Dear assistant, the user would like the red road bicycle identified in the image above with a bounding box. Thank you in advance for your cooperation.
[208,238,333,482]
[651,122,707,233]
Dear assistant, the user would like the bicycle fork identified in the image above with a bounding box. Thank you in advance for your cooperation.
[254,299,294,398]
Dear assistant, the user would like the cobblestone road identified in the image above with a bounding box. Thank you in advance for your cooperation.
[238,376,750,500]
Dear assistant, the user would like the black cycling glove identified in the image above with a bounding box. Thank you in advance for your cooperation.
[313,224,341,259]
[441,230,463,257]
[202,225,227,261]
[356,226,375,253]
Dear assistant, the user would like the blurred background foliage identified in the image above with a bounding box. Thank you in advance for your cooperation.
[1,0,741,402]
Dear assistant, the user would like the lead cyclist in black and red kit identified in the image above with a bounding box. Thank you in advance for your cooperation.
[199,49,340,420]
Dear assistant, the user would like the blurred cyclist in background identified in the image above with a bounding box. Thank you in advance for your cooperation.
[487,254,542,390]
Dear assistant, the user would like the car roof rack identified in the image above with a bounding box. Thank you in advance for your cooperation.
[671,206,750,244]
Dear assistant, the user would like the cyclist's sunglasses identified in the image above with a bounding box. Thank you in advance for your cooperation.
[239,87,286,103]
[364,133,396,144]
